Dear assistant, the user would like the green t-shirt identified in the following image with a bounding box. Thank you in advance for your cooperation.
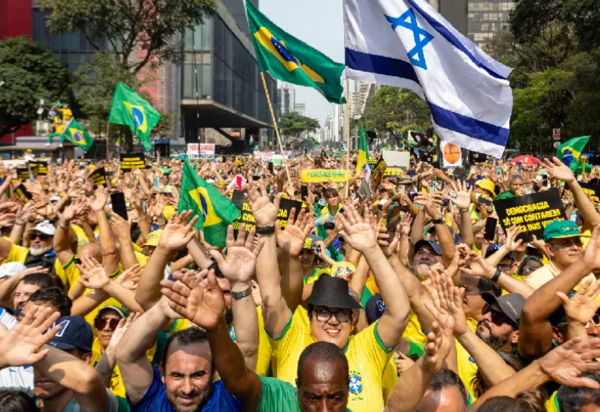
[257,376,353,412]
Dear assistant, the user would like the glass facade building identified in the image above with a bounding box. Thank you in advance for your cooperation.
[467,0,514,46]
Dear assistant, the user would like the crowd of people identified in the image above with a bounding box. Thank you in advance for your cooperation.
[0,149,599,412]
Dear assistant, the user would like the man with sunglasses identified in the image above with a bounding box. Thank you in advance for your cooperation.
[525,221,590,290]
[476,293,525,352]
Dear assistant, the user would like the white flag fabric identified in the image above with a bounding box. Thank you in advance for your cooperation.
[344,0,513,158]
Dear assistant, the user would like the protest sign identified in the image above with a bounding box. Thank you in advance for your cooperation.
[271,154,285,166]
[14,184,32,200]
[255,151,274,162]
[29,161,48,176]
[89,167,108,187]
[301,169,350,183]
[357,179,372,200]
[16,168,29,180]
[580,183,600,208]
[382,151,410,169]
[369,157,378,165]
[494,189,567,240]
[120,154,147,171]
[384,167,404,177]
[372,158,387,180]
[441,140,463,167]
[231,190,302,233]
[187,143,215,159]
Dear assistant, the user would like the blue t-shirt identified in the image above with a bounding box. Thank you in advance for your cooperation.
[128,368,242,412]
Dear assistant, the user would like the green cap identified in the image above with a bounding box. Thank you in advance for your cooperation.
[543,220,581,242]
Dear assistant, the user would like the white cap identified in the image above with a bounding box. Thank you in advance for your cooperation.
[49,195,62,202]
[0,262,26,279]
[28,220,56,236]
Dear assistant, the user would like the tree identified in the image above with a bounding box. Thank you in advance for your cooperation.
[361,86,431,136]
[38,0,216,73]
[0,36,72,138]
[280,112,320,146]
[152,110,178,140]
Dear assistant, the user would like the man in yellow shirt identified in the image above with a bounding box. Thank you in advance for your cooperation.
[247,188,411,412]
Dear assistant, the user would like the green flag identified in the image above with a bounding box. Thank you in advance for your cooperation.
[557,136,590,168]
[109,82,161,152]
[60,118,93,151]
[356,124,370,176]
[178,160,241,247]
[246,1,345,104]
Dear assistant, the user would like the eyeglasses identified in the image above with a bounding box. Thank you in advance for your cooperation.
[315,309,351,323]
[550,239,583,249]
[498,263,513,273]
[94,318,120,331]
[483,304,516,327]
[521,265,540,275]
[586,314,600,329]
[29,233,49,241]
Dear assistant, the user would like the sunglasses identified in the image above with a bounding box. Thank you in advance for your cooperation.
[315,308,351,323]
[29,233,49,241]
[483,304,516,327]
[94,318,120,331]
[586,314,600,329]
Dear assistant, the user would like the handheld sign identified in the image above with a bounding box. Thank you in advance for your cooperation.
[120,154,147,171]
[357,179,372,200]
[494,189,567,241]
[16,168,30,181]
[301,170,350,183]
[89,167,108,187]
[14,184,32,200]
[231,190,303,233]
[372,158,387,180]
[29,161,48,176]
[580,183,600,208]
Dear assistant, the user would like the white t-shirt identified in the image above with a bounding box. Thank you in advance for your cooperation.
[0,307,33,390]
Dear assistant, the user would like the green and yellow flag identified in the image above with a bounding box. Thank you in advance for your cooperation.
[109,82,160,152]
[356,124,370,178]
[557,136,590,168]
[246,1,345,104]
[178,161,241,247]
[60,118,93,151]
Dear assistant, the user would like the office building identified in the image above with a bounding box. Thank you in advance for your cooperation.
[467,0,514,46]
[294,103,306,116]
[277,83,296,116]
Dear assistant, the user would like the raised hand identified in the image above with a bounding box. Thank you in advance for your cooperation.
[160,269,225,331]
[62,197,88,223]
[91,186,109,212]
[0,213,17,229]
[399,213,413,237]
[107,313,139,350]
[337,205,378,254]
[209,225,264,284]
[16,202,36,224]
[158,210,199,251]
[77,256,110,289]
[421,320,453,375]
[276,208,314,257]
[448,180,472,210]
[115,264,143,290]
[557,279,600,325]
[504,226,524,252]
[245,182,281,227]
[460,250,496,280]
[108,208,131,239]
[544,157,576,183]
[0,306,61,368]
[582,225,600,270]
[539,338,600,388]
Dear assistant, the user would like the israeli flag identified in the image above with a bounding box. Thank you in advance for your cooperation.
[344,0,513,158]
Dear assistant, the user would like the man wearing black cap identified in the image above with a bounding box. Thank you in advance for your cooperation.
[476,293,525,352]
[246,189,410,412]
[413,239,444,280]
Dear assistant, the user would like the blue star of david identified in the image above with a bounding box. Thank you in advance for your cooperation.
[385,9,434,70]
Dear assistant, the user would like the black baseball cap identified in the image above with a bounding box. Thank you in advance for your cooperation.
[48,316,93,353]
[414,239,443,256]
[482,293,525,325]
[365,293,386,325]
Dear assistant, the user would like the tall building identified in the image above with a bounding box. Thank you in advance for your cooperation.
[467,0,514,46]
[277,83,296,116]
[0,0,277,145]
[294,103,306,116]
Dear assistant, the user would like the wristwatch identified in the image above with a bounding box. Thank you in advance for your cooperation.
[231,283,252,300]
[431,217,444,225]
[491,268,502,283]
[256,225,275,235]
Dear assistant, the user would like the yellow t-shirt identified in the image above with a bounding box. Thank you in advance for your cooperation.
[545,391,559,412]
[402,309,427,347]
[169,305,273,377]
[71,224,90,248]
[456,318,479,401]
[7,245,79,292]
[268,307,394,412]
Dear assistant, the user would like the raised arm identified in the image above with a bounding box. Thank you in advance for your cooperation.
[246,186,291,337]
[338,205,410,348]
[95,313,138,388]
[134,211,197,311]
[160,270,262,412]
[276,208,314,312]
[414,194,456,267]
[448,180,474,248]
[207,225,263,372]
[90,187,119,274]
[55,198,88,264]
[108,209,139,270]
[556,279,600,342]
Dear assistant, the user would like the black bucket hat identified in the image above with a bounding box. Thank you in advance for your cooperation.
[306,276,362,310]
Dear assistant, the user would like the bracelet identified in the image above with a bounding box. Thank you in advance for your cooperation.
[432,217,444,225]
[14,221,25,226]
[459,209,469,214]
[231,283,252,300]
[256,226,275,235]
[491,268,502,283]
[59,221,69,231]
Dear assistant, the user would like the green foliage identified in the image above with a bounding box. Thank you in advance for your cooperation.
[38,0,216,73]
[360,86,431,136]
[280,112,320,138]
[0,36,72,137]
[152,110,178,139]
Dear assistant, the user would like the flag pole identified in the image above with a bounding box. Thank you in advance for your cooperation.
[345,77,350,197]
[106,121,110,161]
[260,72,293,188]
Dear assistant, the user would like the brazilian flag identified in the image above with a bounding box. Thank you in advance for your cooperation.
[246,1,345,104]
[60,118,93,151]
[557,136,590,167]
[109,82,161,152]
[178,160,241,247]
[356,124,370,177]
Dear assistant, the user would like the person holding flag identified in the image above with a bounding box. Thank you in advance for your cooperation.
[60,117,94,152]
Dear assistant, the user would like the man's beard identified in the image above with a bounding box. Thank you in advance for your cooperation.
[166,372,214,412]
[476,320,510,350]
[30,245,53,257]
